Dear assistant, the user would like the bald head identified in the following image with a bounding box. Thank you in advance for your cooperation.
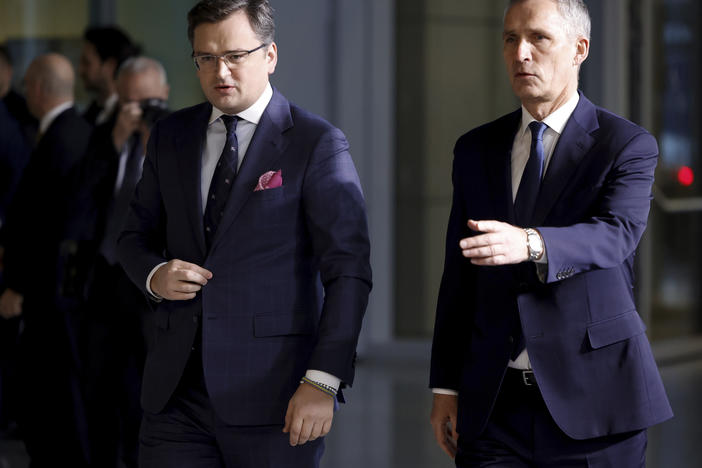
[24,53,76,119]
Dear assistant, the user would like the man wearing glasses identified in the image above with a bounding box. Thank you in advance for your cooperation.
[116,1,371,467]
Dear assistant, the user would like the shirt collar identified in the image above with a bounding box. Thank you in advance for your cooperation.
[39,101,73,135]
[519,91,580,136]
[208,82,273,126]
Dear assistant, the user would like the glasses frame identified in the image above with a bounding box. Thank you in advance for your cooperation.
[192,43,268,71]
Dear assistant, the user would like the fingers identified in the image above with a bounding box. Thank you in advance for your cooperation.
[288,415,304,446]
[431,394,459,459]
[151,259,214,300]
[431,417,457,458]
[284,384,334,446]
[460,219,528,265]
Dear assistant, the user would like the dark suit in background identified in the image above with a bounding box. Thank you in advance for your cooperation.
[0,100,30,233]
[3,89,38,145]
[0,99,30,434]
[2,105,92,466]
[65,117,150,468]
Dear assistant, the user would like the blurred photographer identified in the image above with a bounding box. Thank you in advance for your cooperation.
[111,57,170,158]
[63,56,169,468]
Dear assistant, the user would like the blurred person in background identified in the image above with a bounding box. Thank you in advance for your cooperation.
[0,44,37,144]
[0,53,92,467]
[79,26,140,126]
[0,43,35,441]
[64,55,170,468]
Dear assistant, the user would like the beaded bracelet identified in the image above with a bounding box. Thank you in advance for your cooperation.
[300,376,337,397]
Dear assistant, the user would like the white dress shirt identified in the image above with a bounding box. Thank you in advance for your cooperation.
[433,92,580,395]
[96,93,118,126]
[145,83,341,393]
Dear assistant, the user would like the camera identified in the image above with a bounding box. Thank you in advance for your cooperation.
[139,98,170,127]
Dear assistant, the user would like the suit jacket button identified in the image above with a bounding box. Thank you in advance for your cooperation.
[193,315,198,323]
[508,336,514,343]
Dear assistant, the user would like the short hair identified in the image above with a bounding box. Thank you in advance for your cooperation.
[187,0,275,47]
[116,56,168,87]
[83,26,141,72]
[506,0,591,41]
[0,45,12,66]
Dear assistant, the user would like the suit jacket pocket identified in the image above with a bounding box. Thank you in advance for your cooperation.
[586,310,645,349]
[249,185,285,201]
[254,312,315,337]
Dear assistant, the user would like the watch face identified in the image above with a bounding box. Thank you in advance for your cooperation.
[528,232,542,254]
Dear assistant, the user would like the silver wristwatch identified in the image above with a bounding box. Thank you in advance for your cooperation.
[524,228,544,262]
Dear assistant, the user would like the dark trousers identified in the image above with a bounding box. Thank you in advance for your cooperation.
[139,342,324,468]
[15,308,88,468]
[80,257,150,468]
[456,368,647,468]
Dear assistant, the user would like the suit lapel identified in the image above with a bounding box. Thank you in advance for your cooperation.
[175,103,211,258]
[486,110,521,225]
[531,93,598,225]
[209,89,292,250]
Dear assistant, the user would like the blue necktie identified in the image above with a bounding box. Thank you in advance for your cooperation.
[511,121,547,360]
[514,121,548,227]
[204,115,238,249]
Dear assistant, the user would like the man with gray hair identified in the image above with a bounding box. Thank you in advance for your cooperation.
[430,0,672,466]
[64,55,170,468]
[0,52,92,467]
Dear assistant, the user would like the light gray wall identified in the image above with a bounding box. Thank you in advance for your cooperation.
[395,0,517,337]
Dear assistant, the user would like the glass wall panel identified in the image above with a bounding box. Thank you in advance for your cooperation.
[648,0,702,340]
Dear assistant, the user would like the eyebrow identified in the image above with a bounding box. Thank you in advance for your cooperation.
[193,48,254,55]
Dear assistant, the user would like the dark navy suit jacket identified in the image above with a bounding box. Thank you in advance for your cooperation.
[117,88,372,425]
[430,93,672,441]
[0,100,30,229]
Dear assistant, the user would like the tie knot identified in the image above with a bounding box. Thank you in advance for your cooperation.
[221,115,238,134]
[529,121,547,142]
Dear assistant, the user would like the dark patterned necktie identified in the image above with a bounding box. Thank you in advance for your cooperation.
[514,121,548,227]
[204,115,238,249]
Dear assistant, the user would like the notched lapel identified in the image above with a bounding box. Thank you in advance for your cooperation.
[532,95,598,226]
[175,104,211,258]
[486,110,521,225]
[209,91,292,251]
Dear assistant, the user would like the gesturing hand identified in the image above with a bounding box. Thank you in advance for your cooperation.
[283,382,334,446]
[150,259,213,301]
[460,219,529,266]
[430,393,459,458]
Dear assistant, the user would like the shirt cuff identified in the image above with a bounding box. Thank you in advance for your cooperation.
[145,262,168,301]
[432,388,459,396]
[305,370,341,393]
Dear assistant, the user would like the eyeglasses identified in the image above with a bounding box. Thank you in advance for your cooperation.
[192,44,268,71]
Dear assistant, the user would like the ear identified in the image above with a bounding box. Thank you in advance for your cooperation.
[573,36,589,67]
[266,42,278,75]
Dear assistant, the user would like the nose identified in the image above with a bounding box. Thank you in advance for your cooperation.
[215,56,230,78]
[516,39,531,62]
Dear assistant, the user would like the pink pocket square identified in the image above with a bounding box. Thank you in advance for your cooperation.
[254,170,283,191]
